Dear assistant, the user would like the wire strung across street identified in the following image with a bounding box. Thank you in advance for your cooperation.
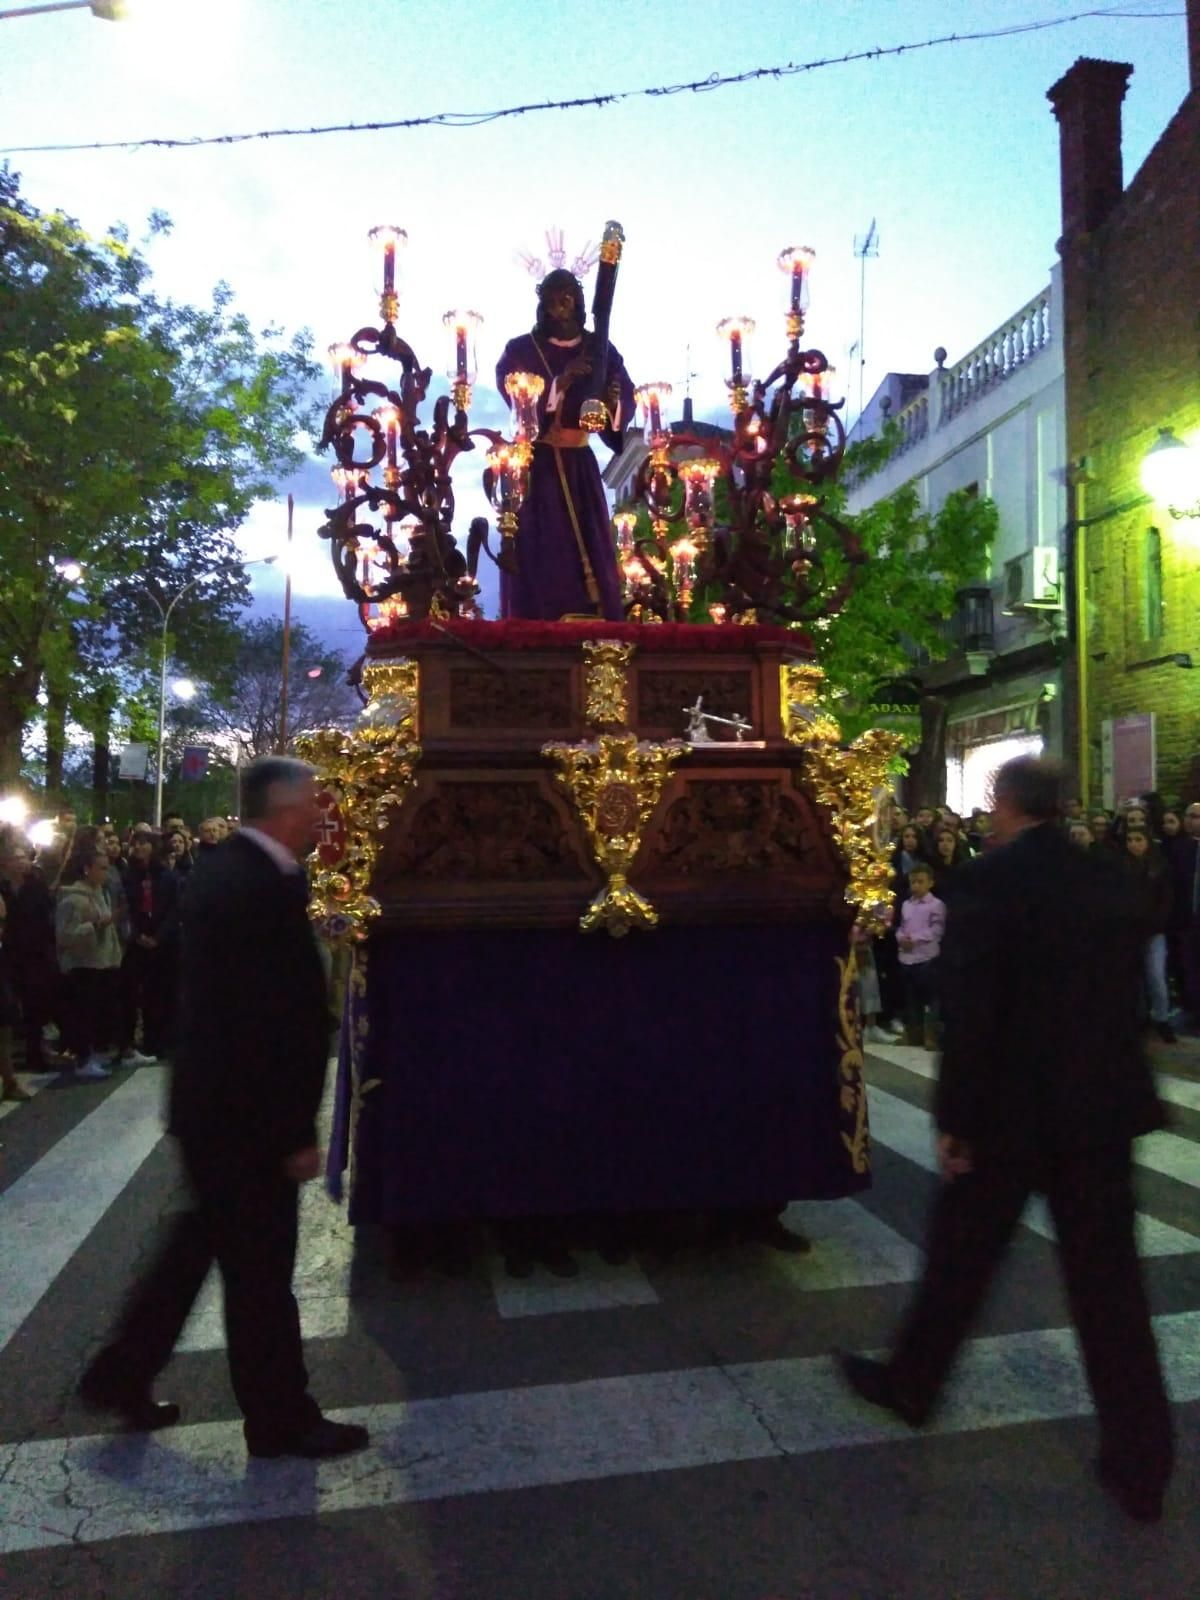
[0,5,1184,157]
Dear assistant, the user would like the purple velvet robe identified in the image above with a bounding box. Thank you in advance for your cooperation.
[495,333,635,621]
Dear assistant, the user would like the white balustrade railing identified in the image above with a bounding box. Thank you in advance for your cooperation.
[893,392,929,454]
[937,288,1052,423]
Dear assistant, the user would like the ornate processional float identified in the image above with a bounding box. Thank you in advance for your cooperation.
[297,223,902,1230]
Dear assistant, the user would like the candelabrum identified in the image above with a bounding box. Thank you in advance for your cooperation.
[317,227,535,629]
[621,247,865,625]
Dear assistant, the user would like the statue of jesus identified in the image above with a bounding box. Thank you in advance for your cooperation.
[495,268,635,621]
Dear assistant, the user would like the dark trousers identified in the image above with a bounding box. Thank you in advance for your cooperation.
[902,958,939,1039]
[60,968,118,1060]
[888,1145,1173,1496]
[96,1147,321,1447]
[119,943,173,1056]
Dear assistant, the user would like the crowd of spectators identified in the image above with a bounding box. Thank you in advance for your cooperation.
[860,790,1200,1051]
[0,810,234,1097]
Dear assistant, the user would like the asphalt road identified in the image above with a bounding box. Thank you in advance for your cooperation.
[1,1040,1197,1600]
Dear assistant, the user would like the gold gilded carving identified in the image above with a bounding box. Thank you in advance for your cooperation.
[781,660,842,746]
[582,638,634,729]
[652,781,815,873]
[295,658,421,944]
[543,733,689,937]
[448,667,573,729]
[780,661,901,933]
[345,947,382,1205]
[835,933,871,1174]
[386,782,589,881]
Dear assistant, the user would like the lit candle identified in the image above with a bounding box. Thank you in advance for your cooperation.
[443,309,482,389]
[635,382,672,444]
[777,246,815,314]
[328,342,358,397]
[368,225,407,321]
[504,371,545,443]
[375,404,400,473]
[678,458,720,531]
[612,510,638,556]
[717,318,754,383]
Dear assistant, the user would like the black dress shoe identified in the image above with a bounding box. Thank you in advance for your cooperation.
[836,1351,926,1428]
[1094,1457,1164,1523]
[79,1373,181,1432]
[247,1418,369,1460]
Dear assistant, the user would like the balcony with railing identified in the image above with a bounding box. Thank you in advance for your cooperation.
[937,288,1053,422]
[871,284,1056,468]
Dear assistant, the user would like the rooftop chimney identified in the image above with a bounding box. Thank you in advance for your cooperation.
[1189,0,1199,93]
[1047,58,1133,238]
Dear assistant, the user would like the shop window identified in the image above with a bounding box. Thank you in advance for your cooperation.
[1143,527,1164,641]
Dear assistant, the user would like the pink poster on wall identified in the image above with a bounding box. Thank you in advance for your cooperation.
[1102,713,1156,809]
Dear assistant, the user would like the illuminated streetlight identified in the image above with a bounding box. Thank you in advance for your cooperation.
[0,2,131,20]
[1142,428,1200,521]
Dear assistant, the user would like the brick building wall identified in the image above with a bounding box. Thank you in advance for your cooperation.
[1051,29,1200,808]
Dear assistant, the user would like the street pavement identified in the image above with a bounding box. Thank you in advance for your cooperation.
[1,1042,1197,1600]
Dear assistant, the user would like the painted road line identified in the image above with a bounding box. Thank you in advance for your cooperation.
[489,1252,659,1319]
[866,1085,1200,1257]
[1156,1071,1200,1114]
[178,1094,352,1351]
[0,1072,61,1123]
[868,1042,1200,1123]
[771,1200,920,1290]
[3,1308,1197,1555]
[0,1069,167,1354]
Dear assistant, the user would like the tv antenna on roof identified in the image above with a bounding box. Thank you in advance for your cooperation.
[853,218,879,428]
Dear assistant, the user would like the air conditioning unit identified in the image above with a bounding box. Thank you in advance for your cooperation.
[1003,546,1061,611]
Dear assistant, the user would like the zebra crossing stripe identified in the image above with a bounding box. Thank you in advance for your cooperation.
[489,1252,660,1319]
[0,1072,59,1123]
[2,1308,1197,1555]
[865,1085,1200,1256]
[0,1069,168,1354]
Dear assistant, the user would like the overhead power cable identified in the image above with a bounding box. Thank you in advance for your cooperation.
[0,5,1183,157]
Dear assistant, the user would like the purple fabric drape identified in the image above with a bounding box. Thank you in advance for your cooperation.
[328,922,868,1224]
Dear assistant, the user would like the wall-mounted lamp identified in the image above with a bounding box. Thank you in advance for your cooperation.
[1141,429,1200,520]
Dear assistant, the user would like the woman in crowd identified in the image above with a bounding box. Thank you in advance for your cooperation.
[894,824,927,883]
[1089,810,1119,853]
[119,833,179,1064]
[163,828,194,879]
[1123,826,1175,1042]
[0,835,59,1074]
[55,839,124,1080]
[931,826,966,900]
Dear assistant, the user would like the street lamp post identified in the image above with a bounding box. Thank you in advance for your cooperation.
[149,557,275,827]
[0,2,128,18]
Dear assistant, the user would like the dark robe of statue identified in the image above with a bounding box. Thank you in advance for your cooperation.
[496,270,635,622]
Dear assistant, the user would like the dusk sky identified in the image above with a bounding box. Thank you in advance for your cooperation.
[1,0,1191,645]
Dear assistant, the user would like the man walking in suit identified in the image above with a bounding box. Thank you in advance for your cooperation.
[80,757,367,1460]
[839,756,1173,1521]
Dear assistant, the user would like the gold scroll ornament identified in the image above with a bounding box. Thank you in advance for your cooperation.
[544,639,688,937]
[780,661,902,936]
[295,658,421,945]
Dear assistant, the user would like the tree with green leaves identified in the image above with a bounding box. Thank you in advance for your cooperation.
[0,166,322,803]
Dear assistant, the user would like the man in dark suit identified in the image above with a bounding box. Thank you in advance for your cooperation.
[839,756,1173,1522]
[80,757,367,1460]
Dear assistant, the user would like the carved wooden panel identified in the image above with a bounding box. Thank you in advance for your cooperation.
[646,780,818,874]
[385,782,589,881]
[448,668,573,729]
[637,670,754,736]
